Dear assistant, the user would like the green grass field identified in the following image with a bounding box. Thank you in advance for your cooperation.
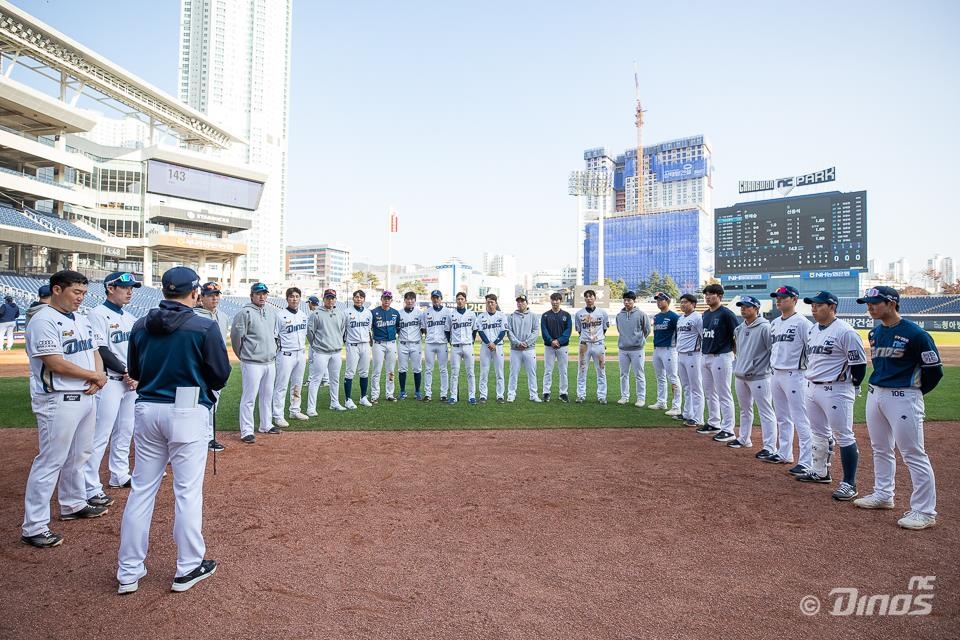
[2,360,957,431]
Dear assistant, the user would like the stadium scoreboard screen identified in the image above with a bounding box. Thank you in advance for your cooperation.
[715,191,866,274]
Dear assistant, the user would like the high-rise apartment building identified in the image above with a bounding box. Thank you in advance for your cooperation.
[178,0,292,283]
[286,244,352,290]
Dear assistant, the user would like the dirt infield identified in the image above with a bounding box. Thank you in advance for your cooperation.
[1,424,956,639]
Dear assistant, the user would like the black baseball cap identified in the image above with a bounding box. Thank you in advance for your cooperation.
[104,271,142,288]
[161,267,200,295]
[653,291,670,301]
[803,290,839,305]
[736,295,761,309]
[770,285,800,298]
[857,286,899,304]
[200,282,222,296]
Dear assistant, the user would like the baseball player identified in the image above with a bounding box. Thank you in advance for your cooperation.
[540,292,572,402]
[506,294,540,403]
[396,292,424,400]
[306,289,347,413]
[24,284,52,329]
[370,291,401,403]
[305,295,329,388]
[21,270,108,549]
[768,285,813,471]
[615,290,650,406]
[421,290,451,402]
[854,286,944,530]
[697,284,738,441]
[727,296,777,458]
[796,290,867,502]
[343,290,373,409]
[83,272,141,506]
[447,292,477,404]
[117,266,230,594]
[1,293,20,349]
[230,282,281,443]
[475,293,507,402]
[272,287,309,424]
[650,292,682,415]
[675,294,704,426]
[575,289,609,404]
[195,282,229,452]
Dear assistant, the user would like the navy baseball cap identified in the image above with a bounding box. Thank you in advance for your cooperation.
[857,286,899,304]
[200,282,222,296]
[653,291,670,301]
[161,267,200,295]
[803,290,839,305]
[736,295,761,308]
[323,289,337,299]
[770,285,799,298]
[250,282,269,294]
[307,295,320,305]
[38,284,51,298]
[430,290,442,298]
[623,290,637,300]
[104,271,142,288]
[381,290,393,299]
[3,294,12,301]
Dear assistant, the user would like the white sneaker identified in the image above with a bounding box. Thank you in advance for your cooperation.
[647,402,666,410]
[853,493,895,510]
[273,417,290,428]
[898,510,936,530]
[290,412,309,421]
[306,410,318,418]
[617,398,629,405]
[507,395,515,403]
[634,400,644,408]
[359,397,373,407]
[330,403,347,412]
[529,395,542,403]
[665,408,682,416]
[344,399,358,410]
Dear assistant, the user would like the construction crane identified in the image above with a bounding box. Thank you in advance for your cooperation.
[634,63,646,215]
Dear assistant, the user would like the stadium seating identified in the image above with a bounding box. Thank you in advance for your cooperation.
[0,204,51,234]
[0,203,102,241]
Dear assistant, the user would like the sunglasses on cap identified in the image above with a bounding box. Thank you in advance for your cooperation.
[863,288,896,301]
[106,273,137,286]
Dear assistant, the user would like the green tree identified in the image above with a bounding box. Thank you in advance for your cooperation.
[604,278,626,300]
[397,280,428,295]
[351,270,366,284]
[366,271,380,289]
[661,275,681,301]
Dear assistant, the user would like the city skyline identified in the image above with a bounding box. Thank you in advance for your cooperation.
[12,0,959,281]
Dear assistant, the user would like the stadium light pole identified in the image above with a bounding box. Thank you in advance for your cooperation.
[568,169,610,287]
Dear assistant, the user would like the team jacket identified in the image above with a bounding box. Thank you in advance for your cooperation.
[0,300,19,322]
[541,309,572,347]
[732,316,773,380]
[616,307,651,351]
[506,310,539,349]
[307,306,346,354]
[230,302,280,363]
[128,300,231,409]
[194,306,230,344]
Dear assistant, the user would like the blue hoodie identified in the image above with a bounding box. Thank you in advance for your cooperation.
[128,299,231,408]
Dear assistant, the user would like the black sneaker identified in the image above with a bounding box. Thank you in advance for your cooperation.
[423,396,431,402]
[797,472,832,484]
[671,414,685,421]
[209,439,226,452]
[727,439,748,449]
[440,396,447,402]
[559,394,569,403]
[764,454,785,464]
[21,530,63,548]
[755,449,773,460]
[265,426,281,435]
[479,397,487,403]
[241,434,256,444]
[684,419,702,427]
[87,493,114,508]
[696,424,721,434]
[787,464,810,476]
[497,397,505,404]
[108,479,132,489]
[712,430,736,443]
[61,504,108,520]
[543,393,550,402]
[171,559,218,593]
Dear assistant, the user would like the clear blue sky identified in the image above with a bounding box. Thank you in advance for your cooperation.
[13,0,960,278]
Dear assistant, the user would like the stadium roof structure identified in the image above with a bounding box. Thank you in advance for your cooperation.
[0,0,241,149]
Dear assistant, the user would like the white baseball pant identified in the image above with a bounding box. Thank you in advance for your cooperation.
[577,341,607,401]
[677,352,704,423]
[273,350,306,418]
[239,361,276,437]
[448,343,476,401]
[771,369,811,467]
[702,352,735,431]
[543,346,569,396]
[307,350,343,412]
[371,341,398,401]
[0,321,14,349]
[117,403,208,584]
[478,343,504,400]
[22,391,96,536]
[508,348,538,400]
[85,377,136,496]
[344,343,372,380]
[734,377,777,450]
[424,343,449,398]
[618,349,646,403]
[398,341,423,374]
[865,386,937,517]
[653,347,681,411]
[806,380,856,447]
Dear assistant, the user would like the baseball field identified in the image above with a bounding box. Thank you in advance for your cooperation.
[1,345,957,639]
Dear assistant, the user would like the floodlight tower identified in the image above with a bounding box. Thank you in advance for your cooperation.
[568,169,611,286]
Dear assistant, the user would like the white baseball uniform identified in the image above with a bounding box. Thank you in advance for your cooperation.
[272,306,308,419]
[675,311,704,423]
[575,307,609,402]
[475,309,506,400]
[396,305,423,396]
[770,312,813,466]
[344,305,373,381]
[421,305,451,399]
[448,307,477,402]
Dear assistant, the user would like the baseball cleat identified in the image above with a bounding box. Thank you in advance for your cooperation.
[422,396,431,402]
[763,454,787,464]
[575,397,585,404]
[479,397,487,403]
[447,398,457,405]
[344,399,358,409]
[832,482,858,501]
[755,449,773,460]
[329,403,347,411]
[712,430,736,443]
[597,399,607,405]
[109,479,132,489]
[273,417,289,428]
[209,439,226,452]
[727,439,751,449]
[386,396,396,402]
[87,493,114,508]
[684,419,702,427]
[306,410,319,418]
[263,426,281,435]
[559,394,569,403]
[647,402,666,410]
[897,511,937,530]
[468,398,478,405]
[61,505,108,520]
[290,412,309,421]
[796,472,832,484]
[530,396,542,403]
[497,397,506,404]
[241,434,256,444]
[696,424,720,434]
[507,396,515,403]
[359,397,373,407]
[665,408,682,416]
[617,398,629,405]
[171,559,217,592]
[118,581,140,595]
[415,392,423,401]
[853,494,895,510]
[543,393,550,402]
[21,530,63,548]
[398,392,407,400]
[440,396,448,402]
[787,464,810,476]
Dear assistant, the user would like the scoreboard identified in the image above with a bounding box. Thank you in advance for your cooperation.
[714,191,866,275]
[146,160,264,211]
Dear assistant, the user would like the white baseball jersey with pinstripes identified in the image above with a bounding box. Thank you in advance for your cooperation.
[804,318,866,382]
